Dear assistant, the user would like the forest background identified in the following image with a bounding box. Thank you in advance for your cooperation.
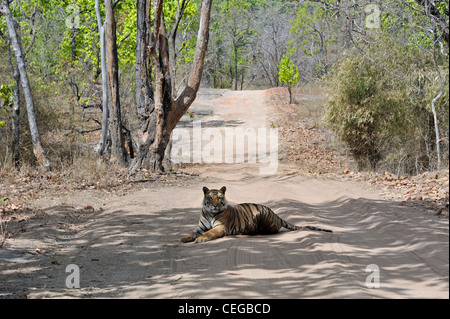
[0,0,448,176]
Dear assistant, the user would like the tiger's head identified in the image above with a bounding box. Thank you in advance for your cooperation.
[202,186,228,214]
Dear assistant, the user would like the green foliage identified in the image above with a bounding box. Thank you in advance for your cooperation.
[325,54,405,170]
[288,2,325,55]
[380,0,431,51]
[169,1,199,68]
[287,1,336,80]
[277,55,299,87]
[324,34,449,173]
[0,83,13,107]
[0,83,14,129]
[209,0,259,89]
[0,0,447,174]
[57,0,198,73]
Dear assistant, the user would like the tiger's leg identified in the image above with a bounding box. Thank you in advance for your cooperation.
[195,226,226,243]
[181,227,206,242]
[181,216,212,242]
[181,232,196,243]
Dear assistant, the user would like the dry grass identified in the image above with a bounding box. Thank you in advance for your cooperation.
[265,84,352,175]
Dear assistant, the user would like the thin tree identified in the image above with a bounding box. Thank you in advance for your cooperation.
[94,0,109,158]
[3,34,21,167]
[104,0,127,165]
[0,0,51,171]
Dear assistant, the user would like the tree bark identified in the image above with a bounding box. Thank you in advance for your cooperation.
[95,0,110,157]
[0,0,51,171]
[6,40,21,167]
[130,0,212,174]
[140,0,171,172]
[288,85,292,104]
[233,40,238,90]
[136,0,154,121]
[133,0,156,172]
[11,69,20,167]
[431,24,443,169]
[104,0,127,165]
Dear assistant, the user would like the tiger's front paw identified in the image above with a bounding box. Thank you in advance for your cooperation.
[194,236,209,243]
[181,233,195,243]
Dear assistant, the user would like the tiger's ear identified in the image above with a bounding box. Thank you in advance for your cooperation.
[220,186,227,194]
[203,186,209,195]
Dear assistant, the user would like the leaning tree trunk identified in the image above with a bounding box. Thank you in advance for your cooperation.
[0,0,51,171]
[130,0,212,174]
[104,0,127,166]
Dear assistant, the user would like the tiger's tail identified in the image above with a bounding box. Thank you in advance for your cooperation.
[282,220,332,233]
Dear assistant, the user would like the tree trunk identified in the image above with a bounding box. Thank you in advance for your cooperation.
[95,0,110,157]
[288,85,292,104]
[133,0,156,172]
[104,0,127,166]
[136,0,154,121]
[11,69,20,167]
[133,0,172,173]
[233,41,238,90]
[431,24,443,169]
[130,0,212,174]
[6,41,20,167]
[0,0,51,171]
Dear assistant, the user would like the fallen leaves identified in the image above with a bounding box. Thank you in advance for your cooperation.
[0,199,36,223]
[74,205,95,214]
[267,87,348,175]
[338,169,449,211]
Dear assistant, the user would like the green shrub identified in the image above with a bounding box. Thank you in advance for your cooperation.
[324,36,448,174]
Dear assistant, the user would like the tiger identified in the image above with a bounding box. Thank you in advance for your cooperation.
[181,186,332,243]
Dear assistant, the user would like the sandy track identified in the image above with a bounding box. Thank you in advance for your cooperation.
[0,89,448,298]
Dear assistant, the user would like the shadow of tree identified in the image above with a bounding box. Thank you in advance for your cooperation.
[1,196,448,298]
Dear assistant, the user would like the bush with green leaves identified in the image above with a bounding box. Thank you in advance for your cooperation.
[324,36,448,174]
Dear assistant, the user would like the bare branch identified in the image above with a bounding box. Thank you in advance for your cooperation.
[112,0,122,9]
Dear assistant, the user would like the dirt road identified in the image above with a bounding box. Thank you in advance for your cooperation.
[0,89,448,298]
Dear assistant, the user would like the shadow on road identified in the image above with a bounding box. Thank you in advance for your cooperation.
[2,195,447,298]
